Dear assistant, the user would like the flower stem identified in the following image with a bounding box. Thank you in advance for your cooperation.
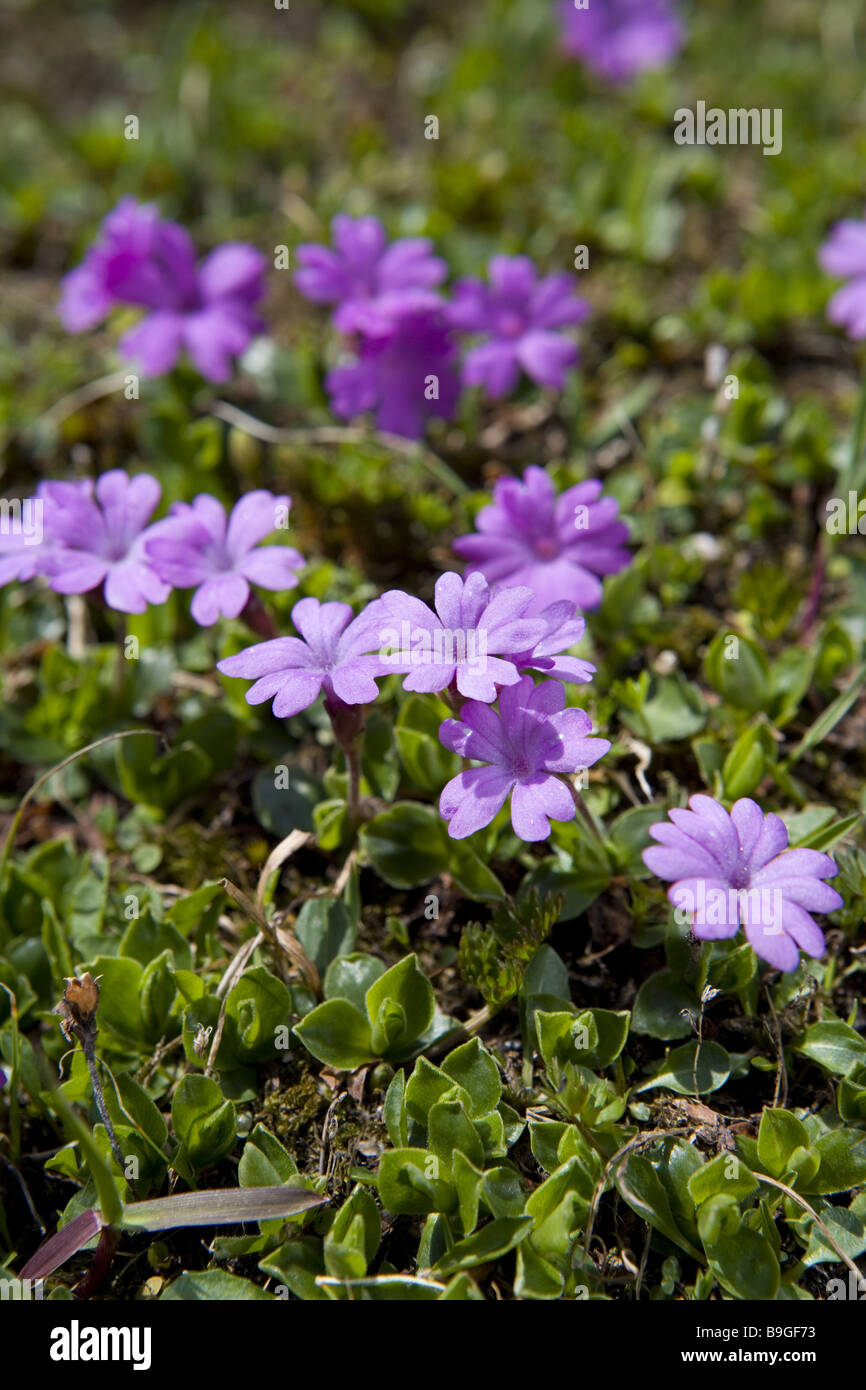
[82,1040,126,1172]
[566,779,606,843]
[241,593,279,640]
[325,698,366,822]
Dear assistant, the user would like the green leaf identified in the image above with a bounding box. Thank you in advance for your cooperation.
[794,1020,866,1076]
[428,1098,485,1175]
[688,1153,758,1207]
[115,1071,168,1151]
[631,969,696,1040]
[617,1153,701,1259]
[365,955,435,1058]
[704,632,771,714]
[446,839,506,901]
[698,1198,780,1300]
[324,1185,381,1279]
[295,898,355,975]
[790,813,863,852]
[786,662,866,766]
[756,1109,810,1179]
[722,725,774,799]
[171,1075,236,1172]
[636,1041,731,1096]
[607,805,665,876]
[395,695,459,794]
[430,1216,533,1276]
[324,952,385,1011]
[161,1270,273,1300]
[799,1131,866,1195]
[440,1038,502,1118]
[293,999,376,1070]
[377,1148,455,1216]
[223,966,291,1063]
[238,1125,300,1187]
[360,803,449,888]
[87,955,144,1043]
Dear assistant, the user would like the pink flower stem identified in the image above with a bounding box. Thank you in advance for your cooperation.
[240,593,279,640]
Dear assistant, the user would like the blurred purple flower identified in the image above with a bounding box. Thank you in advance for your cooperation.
[446,255,588,398]
[295,214,446,335]
[558,0,683,84]
[0,493,51,587]
[40,470,170,614]
[506,600,596,684]
[58,197,266,382]
[439,675,609,840]
[453,466,630,613]
[146,491,304,626]
[642,795,843,972]
[217,596,392,717]
[325,302,460,440]
[374,571,546,702]
[819,214,866,339]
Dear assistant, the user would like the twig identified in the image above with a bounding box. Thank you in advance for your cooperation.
[256,830,312,911]
[0,729,158,886]
[35,371,128,432]
[211,400,469,496]
[757,1174,864,1283]
[54,975,126,1173]
[221,876,320,994]
[206,932,265,1075]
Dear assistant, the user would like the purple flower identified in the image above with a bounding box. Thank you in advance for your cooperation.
[217,596,391,717]
[59,197,266,382]
[506,600,596,684]
[446,255,588,398]
[39,470,170,614]
[819,214,866,339]
[642,795,843,972]
[375,571,546,702]
[453,466,630,613]
[295,214,446,335]
[438,675,609,840]
[0,493,51,586]
[325,302,460,440]
[558,0,683,85]
[145,491,304,626]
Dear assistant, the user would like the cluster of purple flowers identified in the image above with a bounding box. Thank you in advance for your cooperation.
[59,205,590,438]
[219,570,610,843]
[0,471,302,618]
[59,198,267,383]
[295,216,590,437]
[1,455,843,968]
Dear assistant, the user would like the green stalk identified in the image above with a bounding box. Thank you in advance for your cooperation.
[0,729,154,889]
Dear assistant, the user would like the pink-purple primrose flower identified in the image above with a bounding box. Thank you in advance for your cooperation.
[439,676,609,841]
[558,0,683,85]
[294,214,447,336]
[145,492,304,625]
[59,198,266,382]
[819,212,866,339]
[38,471,170,614]
[325,302,460,439]
[642,795,843,972]
[446,256,588,398]
[217,597,391,718]
[453,466,630,612]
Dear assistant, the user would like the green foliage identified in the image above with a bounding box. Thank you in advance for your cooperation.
[3,0,866,1305]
